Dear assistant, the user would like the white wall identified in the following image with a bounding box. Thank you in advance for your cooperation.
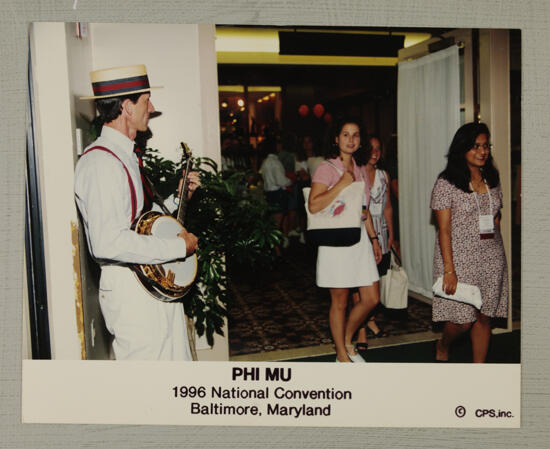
[65,22,111,360]
[64,22,96,149]
[197,24,223,165]
[30,22,83,359]
[87,23,220,164]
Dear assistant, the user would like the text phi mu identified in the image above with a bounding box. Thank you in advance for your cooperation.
[232,367,292,381]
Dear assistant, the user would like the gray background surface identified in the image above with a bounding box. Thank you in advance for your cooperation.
[1,0,548,447]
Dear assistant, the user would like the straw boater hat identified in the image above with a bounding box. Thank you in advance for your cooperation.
[80,64,162,100]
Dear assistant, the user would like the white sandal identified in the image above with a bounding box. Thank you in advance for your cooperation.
[347,352,366,363]
[345,345,366,363]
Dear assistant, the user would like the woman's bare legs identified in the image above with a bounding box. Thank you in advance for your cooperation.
[355,326,368,345]
[351,291,369,345]
[345,283,380,354]
[366,316,383,334]
[470,313,492,363]
[436,321,472,361]
[329,288,352,362]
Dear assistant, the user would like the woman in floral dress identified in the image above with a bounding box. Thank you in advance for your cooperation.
[431,122,508,363]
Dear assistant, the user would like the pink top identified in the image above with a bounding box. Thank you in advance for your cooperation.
[312,157,371,206]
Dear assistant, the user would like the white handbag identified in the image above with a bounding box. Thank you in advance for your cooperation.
[432,277,483,309]
[380,249,408,309]
[302,162,365,247]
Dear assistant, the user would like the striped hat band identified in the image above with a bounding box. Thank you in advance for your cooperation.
[80,64,162,100]
[92,74,150,97]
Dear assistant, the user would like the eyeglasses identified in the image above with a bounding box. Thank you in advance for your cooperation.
[472,143,493,150]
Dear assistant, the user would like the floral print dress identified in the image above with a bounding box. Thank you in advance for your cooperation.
[430,177,508,324]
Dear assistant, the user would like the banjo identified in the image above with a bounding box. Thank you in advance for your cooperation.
[131,143,198,301]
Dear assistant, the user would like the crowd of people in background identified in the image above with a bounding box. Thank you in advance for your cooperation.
[220,125,399,257]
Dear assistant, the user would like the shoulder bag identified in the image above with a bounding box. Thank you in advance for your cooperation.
[380,248,408,309]
[302,162,364,247]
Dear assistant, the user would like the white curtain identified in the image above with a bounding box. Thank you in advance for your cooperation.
[397,45,460,298]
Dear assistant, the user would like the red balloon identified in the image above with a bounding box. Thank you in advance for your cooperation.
[323,112,332,124]
[313,103,325,118]
[298,104,309,116]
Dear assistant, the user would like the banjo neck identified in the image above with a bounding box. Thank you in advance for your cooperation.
[176,142,193,226]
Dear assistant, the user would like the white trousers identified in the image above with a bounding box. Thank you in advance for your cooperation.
[99,265,192,360]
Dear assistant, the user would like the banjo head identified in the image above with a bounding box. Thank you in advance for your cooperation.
[133,212,198,301]
[150,215,197,293]
[162,257,197,287]
[150,215,184,239]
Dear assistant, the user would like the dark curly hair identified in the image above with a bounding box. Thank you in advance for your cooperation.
[324,115,368,166]
[439,122,500,192]
[94,93,141,124]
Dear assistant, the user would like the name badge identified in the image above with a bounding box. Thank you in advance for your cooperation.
[370,202,383,216]
[479,214,494,239]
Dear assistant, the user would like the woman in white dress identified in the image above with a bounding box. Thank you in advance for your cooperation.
[308,118,382,363]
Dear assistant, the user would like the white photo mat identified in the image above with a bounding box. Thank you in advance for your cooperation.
[22,361,520,427]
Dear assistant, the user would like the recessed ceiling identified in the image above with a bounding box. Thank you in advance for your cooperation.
[216,25,451,66]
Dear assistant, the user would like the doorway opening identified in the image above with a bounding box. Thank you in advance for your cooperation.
[215,25,520,362]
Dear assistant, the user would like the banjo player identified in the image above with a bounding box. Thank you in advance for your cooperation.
[75,64,200,360]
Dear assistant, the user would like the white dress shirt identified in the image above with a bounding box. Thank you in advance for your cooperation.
[260,153,291,192]
[74,126,188,265]
[295,159,309,174]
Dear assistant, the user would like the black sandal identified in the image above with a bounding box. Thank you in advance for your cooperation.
[366,327,389,338]
[355,342,369,351]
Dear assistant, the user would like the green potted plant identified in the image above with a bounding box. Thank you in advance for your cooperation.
[141,147,281,346]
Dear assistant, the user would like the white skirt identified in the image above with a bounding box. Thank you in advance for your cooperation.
[316,224,379,288]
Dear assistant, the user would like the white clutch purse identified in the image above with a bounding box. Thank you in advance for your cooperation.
[432,277,483,309]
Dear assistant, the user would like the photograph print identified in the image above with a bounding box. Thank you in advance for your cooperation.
[25,23,520,366]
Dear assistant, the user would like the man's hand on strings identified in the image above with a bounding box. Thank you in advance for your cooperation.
[177,171,201,199]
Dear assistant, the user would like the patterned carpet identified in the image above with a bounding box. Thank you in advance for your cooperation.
[228,231,521,357]
[228,240,434,357]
